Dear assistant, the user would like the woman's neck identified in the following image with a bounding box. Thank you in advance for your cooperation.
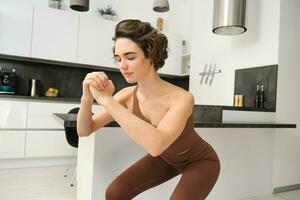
[136,71,167,101]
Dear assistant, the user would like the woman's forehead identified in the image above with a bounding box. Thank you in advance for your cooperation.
[114,38,141,55]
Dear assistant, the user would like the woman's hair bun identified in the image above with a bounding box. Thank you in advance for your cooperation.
[113,19,168,70]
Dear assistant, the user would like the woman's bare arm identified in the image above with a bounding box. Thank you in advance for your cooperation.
[77,87,132,137]
[100,92,194,157]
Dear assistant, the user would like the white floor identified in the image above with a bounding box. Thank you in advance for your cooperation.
[0,165,76,200]
[240,189,300,200]
[241,190,300,200]
[0,165,299,200]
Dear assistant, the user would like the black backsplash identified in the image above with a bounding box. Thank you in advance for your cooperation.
[0,57,189,99]
[234,65,278,110]
[193,105,223,123]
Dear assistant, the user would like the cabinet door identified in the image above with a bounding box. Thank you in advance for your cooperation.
[0,100,27,129]
[77,16,116,68]
[158,32,183,75]
[0,131,25,159]
[0,0,33,57]
[31,7,79,63]
[27,102,79,129]
[25,130,75,157]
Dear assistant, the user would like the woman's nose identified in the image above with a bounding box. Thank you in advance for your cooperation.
[119,60,128,70]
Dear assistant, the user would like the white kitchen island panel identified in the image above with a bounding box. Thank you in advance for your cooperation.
[77,127,275,200]
[77,127,181,200]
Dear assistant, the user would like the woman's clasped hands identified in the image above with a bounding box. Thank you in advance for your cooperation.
[82,72,115,105]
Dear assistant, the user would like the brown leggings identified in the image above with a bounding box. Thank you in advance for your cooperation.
[105,154,220,200]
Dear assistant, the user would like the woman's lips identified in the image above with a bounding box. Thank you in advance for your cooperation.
[123,72,133,76]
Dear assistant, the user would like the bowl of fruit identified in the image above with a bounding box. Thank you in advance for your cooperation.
[45,87,59,97]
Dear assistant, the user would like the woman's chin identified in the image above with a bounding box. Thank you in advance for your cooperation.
[123,76,137,84]
[125,79,137,84]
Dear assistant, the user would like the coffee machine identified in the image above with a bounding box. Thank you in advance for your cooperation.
[0,67,16,94]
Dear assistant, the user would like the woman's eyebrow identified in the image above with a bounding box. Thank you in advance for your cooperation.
[123,52,136,56]
[114,52,136,57]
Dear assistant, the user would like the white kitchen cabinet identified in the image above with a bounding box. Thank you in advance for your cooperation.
[0,100,27,129]
[31,7,79,63]
[77,16,117,68]
[158,32,183,75]
[0,99,80,163]
[27,101,79,129]
[0,131,26,159]
[25,130,75,157]
[26,101,79,157]
[0,0,34,57]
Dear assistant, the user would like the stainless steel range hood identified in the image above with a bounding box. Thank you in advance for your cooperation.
[212,0,247,35]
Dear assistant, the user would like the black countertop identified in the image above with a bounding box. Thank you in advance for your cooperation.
[53,113,296,129]
[0,94,80,103]
[3,95,297,128]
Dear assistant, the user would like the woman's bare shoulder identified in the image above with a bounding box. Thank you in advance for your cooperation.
[114,85,136,97]
[113,85,136,107]
[167,85,194,106]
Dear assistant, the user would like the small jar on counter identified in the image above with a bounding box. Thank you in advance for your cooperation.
[234,94,244,107]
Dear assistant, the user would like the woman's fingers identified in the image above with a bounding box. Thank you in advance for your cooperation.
[90,73,104,89]
[85,75,102,90]
[85,79,100,90]
[96,73,109,87]
[91,72,109,87]
[85,72,110,90]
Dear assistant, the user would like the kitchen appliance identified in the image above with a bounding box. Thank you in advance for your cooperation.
[28,79,40,97]
[212,0,247,35]
[0,67,16,94]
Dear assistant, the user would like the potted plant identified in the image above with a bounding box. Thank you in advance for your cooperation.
[96,5,117,20]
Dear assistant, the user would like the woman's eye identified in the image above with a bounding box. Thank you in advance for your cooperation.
[127,57,135,60]
[115,58,121,62]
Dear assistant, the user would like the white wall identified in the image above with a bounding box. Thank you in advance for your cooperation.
[199,128,275,200]
[33,0,193,54]
[187,0,297,198]
[273,0,300,188]
[189,0,280,106]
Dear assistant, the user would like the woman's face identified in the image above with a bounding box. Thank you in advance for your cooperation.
[114,38,153,83]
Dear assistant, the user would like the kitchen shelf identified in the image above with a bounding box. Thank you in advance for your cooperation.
[222,105,275,112]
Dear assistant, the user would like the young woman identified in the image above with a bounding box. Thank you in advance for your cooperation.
[77,19,220,200]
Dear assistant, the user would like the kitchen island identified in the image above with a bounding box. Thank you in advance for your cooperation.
[54,113,296,200]
[54,113,296,129]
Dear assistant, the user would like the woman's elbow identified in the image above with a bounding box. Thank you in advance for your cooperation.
[77,128,91,137]
[149,140,165,157]
[78,133,89,137]
[149,150,161,157]
[77,132,88,137]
